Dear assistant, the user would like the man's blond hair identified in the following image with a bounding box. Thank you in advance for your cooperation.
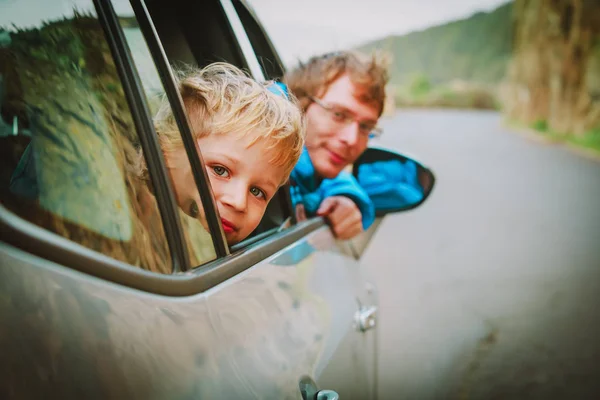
[152,62,304,182]
[284,50,390,116]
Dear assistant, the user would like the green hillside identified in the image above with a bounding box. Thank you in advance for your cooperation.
[358,2,513,85]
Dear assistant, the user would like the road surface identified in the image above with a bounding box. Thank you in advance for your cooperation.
[363,109,600,399]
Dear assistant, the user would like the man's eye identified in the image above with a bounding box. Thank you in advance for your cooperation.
[331,110,346,121]
[250,187,265,199]
[359,123,375,135]
[213,166,229,177]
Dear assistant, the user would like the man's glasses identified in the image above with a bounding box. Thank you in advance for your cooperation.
[310,96,383,139]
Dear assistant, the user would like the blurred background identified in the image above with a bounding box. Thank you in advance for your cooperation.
[251,1,600,399]
[251,0,600,148]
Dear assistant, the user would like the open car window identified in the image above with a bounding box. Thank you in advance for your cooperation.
[140,0,294,246]
[115,0,218,268]
[232,0,285,80]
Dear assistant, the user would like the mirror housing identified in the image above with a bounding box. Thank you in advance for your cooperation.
[352,146,435,216]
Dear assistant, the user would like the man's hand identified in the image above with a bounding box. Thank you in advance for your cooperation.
[317,196,363,240]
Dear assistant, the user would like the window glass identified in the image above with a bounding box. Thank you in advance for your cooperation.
[0,0,176,273]
[115,0,217,268]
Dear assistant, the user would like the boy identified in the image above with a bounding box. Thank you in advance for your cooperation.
[145,63,304,249]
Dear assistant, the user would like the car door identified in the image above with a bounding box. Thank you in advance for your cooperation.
[227,0,379,396]
[144,0,377,396]
[0,0,378,399]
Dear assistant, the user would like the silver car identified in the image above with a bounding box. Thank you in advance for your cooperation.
[0,0,434,398]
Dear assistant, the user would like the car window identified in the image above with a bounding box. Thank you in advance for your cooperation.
[0,0,213,274]
[228,0,295,239]
[144,0,247,70]
[114,0,218,268]
[137,0,294,243]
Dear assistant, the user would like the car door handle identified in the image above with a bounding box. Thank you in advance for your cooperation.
[316,389,340,400]
[354,305,377,332]
[299,376,340,400]
[300,388,340,400]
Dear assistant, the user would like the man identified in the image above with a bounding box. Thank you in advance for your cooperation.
[284,50,390,240]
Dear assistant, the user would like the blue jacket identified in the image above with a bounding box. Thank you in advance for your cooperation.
[290,148,376,230]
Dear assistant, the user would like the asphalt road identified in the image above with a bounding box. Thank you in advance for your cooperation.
[362,109,600,400]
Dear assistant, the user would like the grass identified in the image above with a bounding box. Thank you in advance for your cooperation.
[531,119,549,133]
[393,83,500,111]
[568,128,600,153]
[522,119,600,156]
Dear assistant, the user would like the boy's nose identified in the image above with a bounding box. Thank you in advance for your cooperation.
[221,184,247,212]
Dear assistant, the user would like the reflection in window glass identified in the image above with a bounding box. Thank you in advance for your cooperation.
[115,0,216,268]
[0,0,174,273]
[120,19,163,113]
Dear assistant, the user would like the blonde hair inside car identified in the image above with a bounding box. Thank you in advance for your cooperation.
[134,62,305,251]
[152,62,305,182]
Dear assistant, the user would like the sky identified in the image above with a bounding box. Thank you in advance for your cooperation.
[1,0,509,67]
[247,0,510,66]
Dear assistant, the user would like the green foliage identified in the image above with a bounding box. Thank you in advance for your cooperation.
[517,121,600,155]
[357,2,513,85]
[394,83,499,110]
[531,119,549,132]
[409,73,432,98]
[569,128,600,153]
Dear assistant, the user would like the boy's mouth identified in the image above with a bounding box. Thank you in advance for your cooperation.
[221,218,236,234]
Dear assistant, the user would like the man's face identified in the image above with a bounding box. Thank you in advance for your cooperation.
[304,74,380,179]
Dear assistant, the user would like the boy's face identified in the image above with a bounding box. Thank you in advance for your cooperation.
[164,132,286,245]
[199,132,286,244]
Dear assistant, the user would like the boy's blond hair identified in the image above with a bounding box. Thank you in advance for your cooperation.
[152,62,304,183]
[284,50,390,116]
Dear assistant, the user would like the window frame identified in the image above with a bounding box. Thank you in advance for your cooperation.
[226,0,299,233]
[98,0,206,273]
[1,204,323,296]
[128,0,229,259]
[232,0,287,80]
[220,0,266,81]
[0,0,328,295]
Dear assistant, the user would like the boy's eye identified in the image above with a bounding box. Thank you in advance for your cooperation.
[213,166,229,177]
[250,187,265,199]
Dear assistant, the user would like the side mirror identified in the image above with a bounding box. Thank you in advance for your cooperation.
[352,146,435,216]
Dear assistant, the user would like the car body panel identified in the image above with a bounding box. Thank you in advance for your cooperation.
[0,0,383,398]
[1,225,376,399]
